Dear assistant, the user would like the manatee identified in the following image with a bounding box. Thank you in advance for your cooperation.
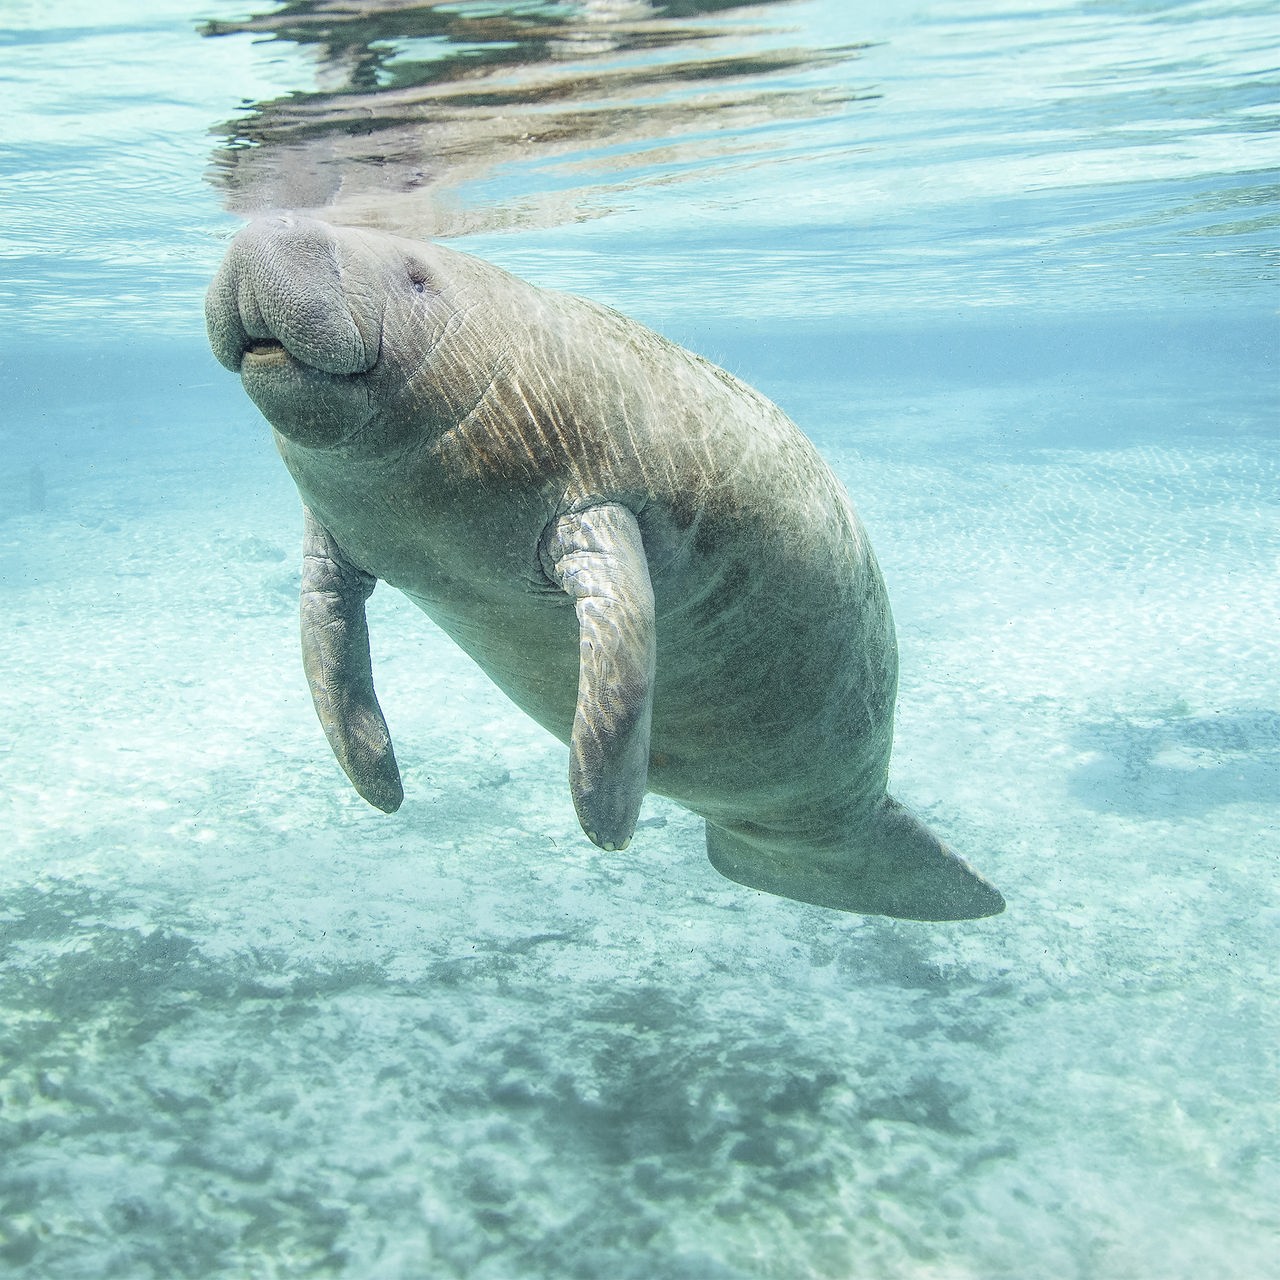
[205,214,1004,921]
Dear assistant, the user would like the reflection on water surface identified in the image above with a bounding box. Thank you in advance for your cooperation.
[201,0,871,235]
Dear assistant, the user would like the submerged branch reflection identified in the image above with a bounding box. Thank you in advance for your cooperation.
[201,0,871,236]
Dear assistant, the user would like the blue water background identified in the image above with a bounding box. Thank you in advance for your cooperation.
[1,1,1276,1277]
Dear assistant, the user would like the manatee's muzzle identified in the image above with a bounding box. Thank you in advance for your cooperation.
[206,215,382,374]
[206,216,383,445]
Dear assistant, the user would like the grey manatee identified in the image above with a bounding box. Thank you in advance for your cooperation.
[206,214,1005,921]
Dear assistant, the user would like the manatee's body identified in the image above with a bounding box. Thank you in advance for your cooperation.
[206,215,1003,920]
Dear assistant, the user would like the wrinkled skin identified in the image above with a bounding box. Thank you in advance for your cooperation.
[206,215,1005,921]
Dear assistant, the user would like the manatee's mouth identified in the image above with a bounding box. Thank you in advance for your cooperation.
[234,331,378,449]
[241,338,288,365]
[235,331,376,379]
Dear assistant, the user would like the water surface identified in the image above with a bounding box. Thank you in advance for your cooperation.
[0,2,1276,1277]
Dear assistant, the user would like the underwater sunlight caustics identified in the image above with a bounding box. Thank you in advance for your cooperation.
[205,214,1004,922]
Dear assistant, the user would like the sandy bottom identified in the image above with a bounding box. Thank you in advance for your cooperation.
[0,351,1276,1278]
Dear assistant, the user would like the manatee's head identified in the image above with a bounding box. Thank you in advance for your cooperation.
[205,215,446,449]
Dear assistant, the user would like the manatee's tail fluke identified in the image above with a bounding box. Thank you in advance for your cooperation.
[706,796,1005,921]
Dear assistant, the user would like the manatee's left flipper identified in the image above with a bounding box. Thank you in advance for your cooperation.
[540,504,656,852]
[300,505,404,813]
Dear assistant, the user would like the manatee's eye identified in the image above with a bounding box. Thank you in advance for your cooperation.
[406,263,431,295]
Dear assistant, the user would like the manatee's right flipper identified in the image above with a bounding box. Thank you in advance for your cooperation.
[706,796,1004,921]
[299,505,403,813]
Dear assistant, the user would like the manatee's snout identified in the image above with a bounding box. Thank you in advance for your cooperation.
[207,216,385,447]
[205,215,381,377]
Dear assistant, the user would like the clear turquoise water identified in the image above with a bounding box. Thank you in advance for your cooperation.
[1,2,1277,1277]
